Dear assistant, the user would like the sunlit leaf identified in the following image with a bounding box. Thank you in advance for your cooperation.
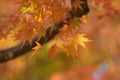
[68,33,91,48]
[30,41,41,58]
[20,7,31,14]
[80,15,88,24]
[63,44,79,59]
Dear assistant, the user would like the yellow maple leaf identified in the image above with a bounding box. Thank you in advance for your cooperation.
[68,34,91,49]
[30,41,42,58]
[80,15,88,24]
[76,34,91,48]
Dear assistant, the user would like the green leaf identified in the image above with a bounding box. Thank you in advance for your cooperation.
[20,7,31,14]
[72,17,80,27]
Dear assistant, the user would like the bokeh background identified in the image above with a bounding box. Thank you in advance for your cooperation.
[0,0,120,80]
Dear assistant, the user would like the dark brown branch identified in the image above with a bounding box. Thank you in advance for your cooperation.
[0,0,89,63]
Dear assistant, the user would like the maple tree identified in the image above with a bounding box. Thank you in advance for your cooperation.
[0,0,119,63]
[0,0,90,63]
[0,0,120,79]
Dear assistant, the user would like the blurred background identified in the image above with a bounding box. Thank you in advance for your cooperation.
[0,0,120,80]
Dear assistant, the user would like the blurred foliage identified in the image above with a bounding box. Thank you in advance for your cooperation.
[0,0,120,80]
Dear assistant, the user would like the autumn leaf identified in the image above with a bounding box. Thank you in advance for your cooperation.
[68,33,91,49]
[80,15,88,24]
[30,41,42,58]
[73,0,84,10]
[14,24,34,47]
[72,17,80,27]
[20,7,32,14]
[48,44,61,58]
[63,44,79,59]
[52,2,67,23]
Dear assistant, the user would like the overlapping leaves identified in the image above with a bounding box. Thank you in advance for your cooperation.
[0,0,91,58]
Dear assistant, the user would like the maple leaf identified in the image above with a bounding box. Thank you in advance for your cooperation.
[73,0,84,10]
[72,17,80,27]
[80,15,88,24]
[63,44,79,59]
[48,44,61,58]
[20,7,32,14]
[68,33,91,49]
[14,25,34,47]
[30,41,41,58]
[52,2,68,23]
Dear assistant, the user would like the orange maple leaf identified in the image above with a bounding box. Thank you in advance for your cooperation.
[48,44,61,58]
[63,44,79,59]
[73,0,84,10]
[30,41,42,58]
[80,15,88,24]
